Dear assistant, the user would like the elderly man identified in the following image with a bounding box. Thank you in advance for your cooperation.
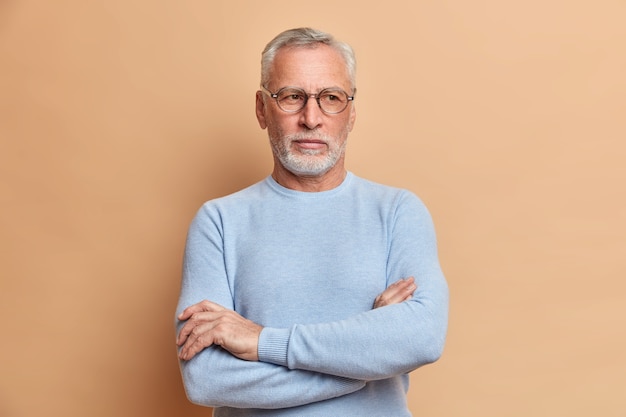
[175,27,449,416]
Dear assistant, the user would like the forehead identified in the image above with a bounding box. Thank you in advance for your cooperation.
[269,44,351,90]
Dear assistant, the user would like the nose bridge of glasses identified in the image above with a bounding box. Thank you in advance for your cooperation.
[300,92,324,115]
[306,92,324,110]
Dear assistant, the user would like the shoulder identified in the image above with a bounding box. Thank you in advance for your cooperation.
[348,174,435,231]
[190,177,272,224]
[203,177,270,207]
[350,174,424,207]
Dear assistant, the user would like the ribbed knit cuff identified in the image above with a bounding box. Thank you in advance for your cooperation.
[258,327,290,367]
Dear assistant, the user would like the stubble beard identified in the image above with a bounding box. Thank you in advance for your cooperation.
[269,130,348,177]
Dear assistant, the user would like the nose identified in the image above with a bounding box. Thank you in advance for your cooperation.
[299,95,324,130]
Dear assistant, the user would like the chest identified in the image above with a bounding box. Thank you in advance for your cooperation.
[223,212,391,326]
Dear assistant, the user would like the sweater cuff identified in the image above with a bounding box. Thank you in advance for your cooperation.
[258,327,290,367]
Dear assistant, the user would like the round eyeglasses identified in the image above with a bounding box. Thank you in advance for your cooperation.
[261,86,355,114]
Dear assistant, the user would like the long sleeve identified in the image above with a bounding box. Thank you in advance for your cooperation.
[175,173,448,414]
[257,191,449,380]
[176,205,365,409]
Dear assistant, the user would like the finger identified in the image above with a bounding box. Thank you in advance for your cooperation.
[374,277,417,308]
[403,277,416,293]
[179,312,242,360]
[385,278,415,300]
[180,312,231,358]
[178,300,224,320]
[402,291,415,302]
[179,322,216,360]
[391,277,414,290]
[177,320,196,346]
[396,277,416,298]
[177,301,207,321]
[402,281,417,300]
[176,310,220,346]
[399,276,415,288]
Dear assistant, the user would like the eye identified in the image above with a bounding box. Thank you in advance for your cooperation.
[320,91,346,103]
[278,89,306,103]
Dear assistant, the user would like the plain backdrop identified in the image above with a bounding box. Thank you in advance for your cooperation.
[1,1,625,416]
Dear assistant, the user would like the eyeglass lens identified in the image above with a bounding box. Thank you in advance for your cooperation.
[275,88,350,113]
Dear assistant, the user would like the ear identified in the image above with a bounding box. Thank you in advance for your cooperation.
[255,91,267,129]
[347,103,356,132]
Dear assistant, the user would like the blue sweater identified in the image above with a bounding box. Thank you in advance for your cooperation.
[176,172,449,416]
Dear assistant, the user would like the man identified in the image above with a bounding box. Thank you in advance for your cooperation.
[175,27,449,416]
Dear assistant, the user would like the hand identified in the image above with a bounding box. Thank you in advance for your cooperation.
[176,300,263,361]
[373,277,416,309]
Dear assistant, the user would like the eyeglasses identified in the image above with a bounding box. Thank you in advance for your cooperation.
[261,86,355,114]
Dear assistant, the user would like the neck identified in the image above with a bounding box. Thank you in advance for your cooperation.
[272,164,347,192]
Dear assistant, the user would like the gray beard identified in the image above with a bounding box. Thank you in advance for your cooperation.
[269,132,347,177]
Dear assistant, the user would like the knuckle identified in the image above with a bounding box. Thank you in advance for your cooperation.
[214,321,228,333]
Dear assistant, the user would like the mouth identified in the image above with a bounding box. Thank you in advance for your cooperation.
[293,138,327,150]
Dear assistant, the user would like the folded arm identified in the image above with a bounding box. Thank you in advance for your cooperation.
[177,277,416,361]
[176,278,416,408]
[175,190,448,406]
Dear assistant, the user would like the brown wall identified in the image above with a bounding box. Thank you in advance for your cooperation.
[1,1,624,416]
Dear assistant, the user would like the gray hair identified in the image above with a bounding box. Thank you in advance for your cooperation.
[260,27,356,91]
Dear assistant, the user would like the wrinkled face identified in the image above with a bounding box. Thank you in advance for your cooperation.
[256,45,356,177]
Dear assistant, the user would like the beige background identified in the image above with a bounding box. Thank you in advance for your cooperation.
[1,1,624,416]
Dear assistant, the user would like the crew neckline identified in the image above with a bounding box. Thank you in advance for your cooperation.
[266,171,354,198]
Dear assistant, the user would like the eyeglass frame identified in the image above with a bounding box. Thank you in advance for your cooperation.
[260,85,356,115]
